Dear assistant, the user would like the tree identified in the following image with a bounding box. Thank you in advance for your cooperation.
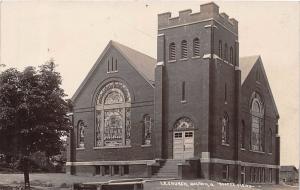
[0,60,71,189]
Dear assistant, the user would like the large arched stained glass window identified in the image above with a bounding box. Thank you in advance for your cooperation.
[95,81,131,147]
[250,92,264,151]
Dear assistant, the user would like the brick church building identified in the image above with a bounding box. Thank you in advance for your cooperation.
[67,2,280,184]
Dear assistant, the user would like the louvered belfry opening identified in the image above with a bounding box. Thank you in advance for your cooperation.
[193,38,200,57]
[169,42,176,61]
[181,40,188,59]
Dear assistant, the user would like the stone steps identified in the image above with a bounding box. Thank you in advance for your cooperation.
[153,160,182,178]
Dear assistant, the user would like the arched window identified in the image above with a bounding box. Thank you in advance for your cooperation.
[221,112,229,145]
[181,40,188,59]
[181,81,186,102]
[169,42,176,61]
[241,120,245,149]
[250,92,264,151]
[143,115,153,145]
[230,47,233,64]
[193,38,200,57]
[224,43,228,60]
[77,120,86,148]
[224,83,227,103]
[107,57,118,72]
[174,117,194,130]
[269,128,272,153]
[95,81,131,147]
[219,40,223,58]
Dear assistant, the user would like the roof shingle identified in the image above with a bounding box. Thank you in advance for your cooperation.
[111,41,156,84]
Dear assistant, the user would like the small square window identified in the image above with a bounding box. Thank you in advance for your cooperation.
[185,132,193,137]
[174,133,182,138]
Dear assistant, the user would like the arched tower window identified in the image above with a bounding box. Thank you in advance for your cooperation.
[169,42,176,61]
[230,47,233,64]
[221,112,229,145]
[77,120,86,148]
[250,92,264,151]
[143,115,153,145]
[219,40,223,58]
[95,81,131,147]
[193,38,200,57]
[181,40,188,59]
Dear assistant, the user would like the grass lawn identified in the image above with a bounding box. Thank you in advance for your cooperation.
[0,173,125,188]
[0,173,298,190]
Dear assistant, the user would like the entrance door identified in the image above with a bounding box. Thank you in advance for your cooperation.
[173,131,194,159]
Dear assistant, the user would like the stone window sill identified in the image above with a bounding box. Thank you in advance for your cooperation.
[180,58,188,61]
[93,146,132,149]
[192,56,201,59]
[107,71,118,74]
[221,143,230,147]
[240,148,246,151]
[168,60,176,63]
[76,148,85,151]
[249,150,265,154]
[141,144,152,148]
[181,100,187,104]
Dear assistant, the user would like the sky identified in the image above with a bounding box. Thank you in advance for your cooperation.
[0,1,299,167]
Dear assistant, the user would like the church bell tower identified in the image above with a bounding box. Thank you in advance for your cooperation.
[154,3,241,179]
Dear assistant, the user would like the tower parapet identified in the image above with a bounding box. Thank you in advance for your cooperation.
[158,2,238,34]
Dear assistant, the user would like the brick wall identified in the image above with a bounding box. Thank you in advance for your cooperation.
[239,61,279,165]
[70,46,155,162]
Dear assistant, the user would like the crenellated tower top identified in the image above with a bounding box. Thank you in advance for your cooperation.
[158,2,238,34]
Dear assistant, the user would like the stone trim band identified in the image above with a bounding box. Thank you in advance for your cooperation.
[67,159,279,169]
[66,160,156,166]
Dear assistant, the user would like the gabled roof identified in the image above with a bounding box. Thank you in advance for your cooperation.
[239,55,279,118]
[239,55,260,84]
[71,40,156,102]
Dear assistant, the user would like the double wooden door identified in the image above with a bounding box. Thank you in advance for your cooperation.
[173,131,194,159]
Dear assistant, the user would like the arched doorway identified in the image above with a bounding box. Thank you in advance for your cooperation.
[173,117,194,159]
